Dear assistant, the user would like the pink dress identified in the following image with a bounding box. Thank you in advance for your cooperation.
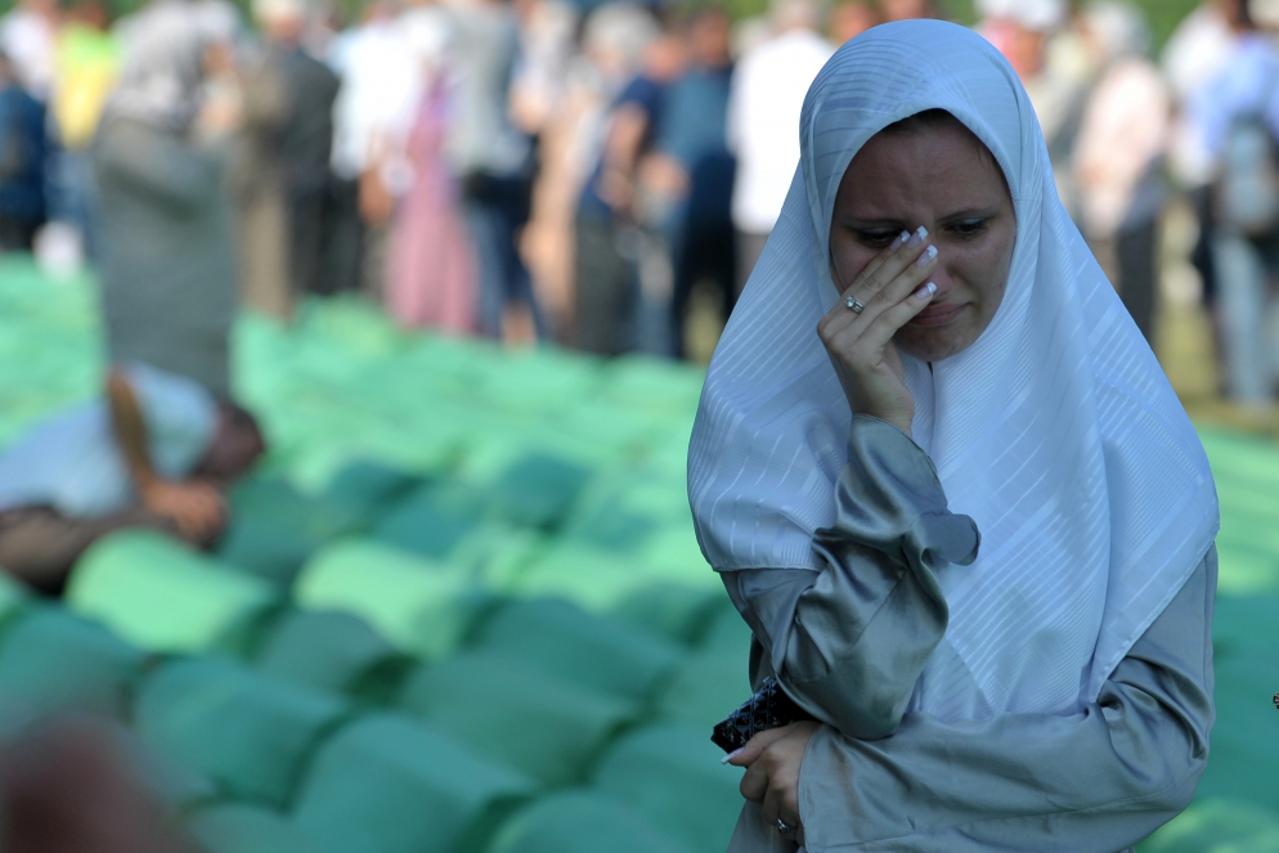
[386,78,476,333]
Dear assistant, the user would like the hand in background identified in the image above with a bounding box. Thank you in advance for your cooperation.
[142,480,227,545]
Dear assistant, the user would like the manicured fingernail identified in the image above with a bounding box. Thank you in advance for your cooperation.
[915,281,938,299]
[914,225,929,241]
[914,245,937,267]
[893,229,911,247]
[721,748,743,764]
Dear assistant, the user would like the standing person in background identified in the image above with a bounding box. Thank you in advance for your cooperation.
[728,0,831,294]
[385,0,476,334]
[310,6,362,299]
[624,23,688,356]
[0,50,49,253]
[508,0,578,335]
[230,5,291,320]
[1041,0,1112,212]
[1072,1,1170,345]
[1163,0,1242,376]
[647,5,736,359]
[1188,0,1279,406]
[328,2,420,303]
[256,0,341,300]
[447,0,545,343]
[509,0,576,141]
[48,0,119,263]
[980,0,1097,210]
[570,3,661,355]
[93,0,241,398]
[0,0,59,101]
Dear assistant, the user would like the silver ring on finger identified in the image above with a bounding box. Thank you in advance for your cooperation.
[844,294,865,314]
[776,819,795,834]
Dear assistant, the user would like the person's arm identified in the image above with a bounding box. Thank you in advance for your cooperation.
[236,57,289,136]
[794,548,1216,851]
[722,414,980,740]
[105,369,224,543]
[597,101,651,215]
[106,367,161,496]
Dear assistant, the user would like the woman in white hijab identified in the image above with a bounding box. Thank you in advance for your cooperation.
[94,0,241,397]
[688,19,1219,852]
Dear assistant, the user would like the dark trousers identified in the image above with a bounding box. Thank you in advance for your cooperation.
[1190,186,1217,308]
[670,221,736,359]
[0,217,38,253]
[1090,218,1159,345]
[573,213,635,356]
[462,172,546,340]
[288,184,329,297]
[0,506,176,595]
[48,148,99,260]
[319,176,364,297]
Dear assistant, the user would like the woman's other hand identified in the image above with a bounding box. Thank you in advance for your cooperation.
[818,227,940,434]
[728,720,821,844]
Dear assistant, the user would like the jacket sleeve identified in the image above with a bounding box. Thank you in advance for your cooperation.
[721,415,980,740]
[794,548,1216,852]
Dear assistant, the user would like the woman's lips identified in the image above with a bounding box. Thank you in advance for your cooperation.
[909,301,966,327]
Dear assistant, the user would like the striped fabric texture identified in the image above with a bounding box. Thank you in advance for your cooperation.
[688,20,1219,720]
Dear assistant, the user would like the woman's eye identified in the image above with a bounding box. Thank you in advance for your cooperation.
[949,219,988,239]
[857,231,897,248]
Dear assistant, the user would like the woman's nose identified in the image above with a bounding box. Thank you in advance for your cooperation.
[927,254,957,294]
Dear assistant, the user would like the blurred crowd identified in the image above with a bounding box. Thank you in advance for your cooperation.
[2,0,1279,386]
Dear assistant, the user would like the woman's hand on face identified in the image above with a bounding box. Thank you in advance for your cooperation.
[819,228,940,434]
[727,720,821,845]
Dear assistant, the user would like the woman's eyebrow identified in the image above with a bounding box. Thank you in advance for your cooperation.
[840,207,1002,228]
[938,206,1001,222]
[839,217,906,228]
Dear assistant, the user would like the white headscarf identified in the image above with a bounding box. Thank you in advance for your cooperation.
[687,20,1218,721]
[107,0,239,132]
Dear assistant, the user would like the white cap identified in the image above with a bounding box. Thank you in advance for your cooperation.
[978,0,1064,31]
[252,0,306,24]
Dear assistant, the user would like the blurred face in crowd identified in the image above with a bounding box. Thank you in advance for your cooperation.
[202,40,236,78]
[22,0,58,16]
[880,0,937,21]
[1215,0,1255,30]
[67,0,109,30]
[645,31,686,82]
[689,8,732,68]
[829,1,880,44]
[1002,23,1048,78]
[829,112,1017,362]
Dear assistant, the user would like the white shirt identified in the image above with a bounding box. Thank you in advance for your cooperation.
[1161,5,1235,186]
[1073,57,1170,236]
[1,9,56,99]
[328,17,423,180]
[727,28,832,234]
[0,365,217,517]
